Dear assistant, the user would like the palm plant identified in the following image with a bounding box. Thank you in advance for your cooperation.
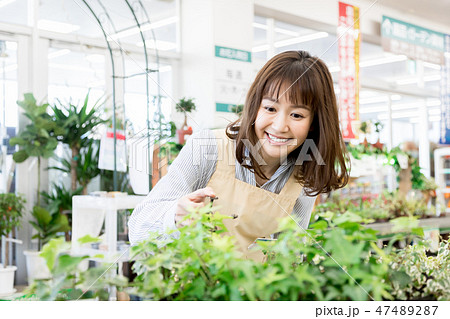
[51,92,106,191]
[48,139,101,194]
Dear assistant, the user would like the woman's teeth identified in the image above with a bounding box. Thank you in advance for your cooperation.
[266,132,289,143]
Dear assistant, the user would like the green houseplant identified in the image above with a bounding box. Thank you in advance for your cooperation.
[51,91,106,191]
[0,193,26,295]
[9,93,64,206]
[175,97,196,145]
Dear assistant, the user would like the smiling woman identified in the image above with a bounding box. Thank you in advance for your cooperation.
[129,50,349,261]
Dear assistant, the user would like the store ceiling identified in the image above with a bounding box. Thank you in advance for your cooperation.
[382,0,450,27]
[0,0,445,126]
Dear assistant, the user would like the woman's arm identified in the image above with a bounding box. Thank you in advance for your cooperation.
[290,190,317,230]
[128,129,218,244]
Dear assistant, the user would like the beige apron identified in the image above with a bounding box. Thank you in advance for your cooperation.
[206,129,303,262]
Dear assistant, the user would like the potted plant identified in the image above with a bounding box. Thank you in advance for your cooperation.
[9,93,66,283]
[175,97,196,144]
[359,120,371,148]
[51,91,106,191]
[0,193,26,296]
[24,205,70,282]
[372,121,384,150]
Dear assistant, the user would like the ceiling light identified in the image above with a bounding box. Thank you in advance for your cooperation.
[0,64,17,73]
[85,54,105,64]
[253,22,267,30]
[360,106,387,114]
[252,44,269,53]
[360,96,388,104]
[109,16,177,41]
[274,32,328,48]
[391,94,402,101]
[0,0,15,9]
[136,39,177,51]
[48,49,70,59]
[49,63,93,73]
[423,62,441,70]
[274,27,299,37]
[38,19,80,34]
[396,74,442,85]
[359,54,407,67]
[410,115,441,123]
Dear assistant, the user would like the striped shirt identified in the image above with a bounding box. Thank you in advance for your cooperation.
[128,129,317,245]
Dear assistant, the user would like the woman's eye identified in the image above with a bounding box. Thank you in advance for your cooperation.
[263,106,276,112]
[291,113,305,119]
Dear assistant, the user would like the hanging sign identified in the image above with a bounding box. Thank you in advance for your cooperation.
[440,34,450,144]
[214,45,253,113]
[338,2,360,139]
[98,128,127,172]
[381,16,445,65]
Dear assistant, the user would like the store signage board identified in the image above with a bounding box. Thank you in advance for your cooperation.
[381,16,445,65]
[440,34,450,144]
[338,2,360,140]
[214,45,253,113]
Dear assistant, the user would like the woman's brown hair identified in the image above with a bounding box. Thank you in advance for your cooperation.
[226,50,349,196]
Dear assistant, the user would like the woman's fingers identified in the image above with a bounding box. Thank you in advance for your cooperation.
[175,187,216,228]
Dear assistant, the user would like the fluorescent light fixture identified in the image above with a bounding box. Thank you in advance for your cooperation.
[359,54,407,67]
[427,99,441,107]
[274,32,328,48]
[391,94,402,101]
[49,63,93,73]
[158,65,172,73]
[85,54,105,64]
[396,74,442,85]
[328,65,340,73]
[137,39,177,51]
[253,22,267,30]
[274,27,299,37]
[38,19,80,34]
[252,44,269,53]
[0,64,17,73]
[253,22,299,36]
[410,115,441,123]
[0,0,15,9]
[423,62,441,70]
[109,16,177,41]
[360,106,387,114]
[360,96,388,105]
[5,41,17,50]
[48,49,70,59]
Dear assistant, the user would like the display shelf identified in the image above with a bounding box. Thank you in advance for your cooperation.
[71,195,145,262]
[363,216,450,235]
[434,148,450,213]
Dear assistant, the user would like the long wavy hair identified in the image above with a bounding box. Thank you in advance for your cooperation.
[226,50,349,196]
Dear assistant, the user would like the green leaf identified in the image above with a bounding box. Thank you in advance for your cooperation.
[12,150,29,163]
[78,235,101,245]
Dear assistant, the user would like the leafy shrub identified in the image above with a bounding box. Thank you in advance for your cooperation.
[389,239,450,301]
[129,206,392,300]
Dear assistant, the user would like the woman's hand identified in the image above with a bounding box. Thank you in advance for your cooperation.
[175,187,216,228]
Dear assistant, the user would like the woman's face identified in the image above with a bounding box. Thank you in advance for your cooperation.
[253,92,313,167]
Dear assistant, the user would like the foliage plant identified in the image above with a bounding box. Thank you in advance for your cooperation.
[51,92,106,191]
[314,191,434,224]
[129,206,392,301]
[48,139,101,194]
[175,97,196,129]
[27,236,128,301]
[389,239,450,301]
[0,193,26,267]
[29,206,70,250]
[9,93,65,206]
[41,183,83,240]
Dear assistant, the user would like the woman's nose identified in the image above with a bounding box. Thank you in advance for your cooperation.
[271,114,289,132]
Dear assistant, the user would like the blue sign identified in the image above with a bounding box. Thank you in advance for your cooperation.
[440,34,450,144]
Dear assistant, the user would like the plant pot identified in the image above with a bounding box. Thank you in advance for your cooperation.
[176,128,193,145]
[0,265,17,296]
[24,250,51,283]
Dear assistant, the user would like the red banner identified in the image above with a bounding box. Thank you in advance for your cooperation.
[338,2,360,139]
